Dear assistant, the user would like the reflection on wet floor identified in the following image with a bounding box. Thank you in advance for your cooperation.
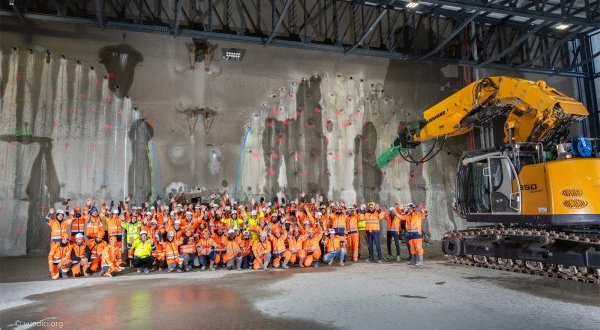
[1,277,334,330]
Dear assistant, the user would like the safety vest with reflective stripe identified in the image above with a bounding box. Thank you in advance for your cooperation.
[163,241,180,260]
[324,237,342,253]
[406,212,424,234]
[357,214,366,231]
[70,217,86,234]
[48,219,70,241]
[364,212,382,231]
[270,235,287,254]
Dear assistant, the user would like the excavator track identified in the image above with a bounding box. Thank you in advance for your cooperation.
[442,227,600,284]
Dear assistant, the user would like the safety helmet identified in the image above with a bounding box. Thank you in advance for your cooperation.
[74,206,82,213]
[140,231,148,236]
[328,228,336,234]
[75,233,84,239]
[227,229,235,234]
[242,230,250,237]
[111,209,119,214]
[174,219,181,225]
[109,236,117,243]
[185,211,192,216]
[251,210,257,216]
[167,231,175,237]
[260,231,268,238]
[61,233,69,240]
[56,209,65,215]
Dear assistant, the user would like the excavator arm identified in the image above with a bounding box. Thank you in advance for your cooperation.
[376,76,588,168]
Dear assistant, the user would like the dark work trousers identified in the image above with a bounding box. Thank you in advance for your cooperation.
[403,231,412,258]
[133,256,155,269]
[386,231,401,257]
[367,230,382,261]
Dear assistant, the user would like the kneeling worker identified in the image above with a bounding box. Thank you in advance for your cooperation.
[323,228,346,266]
[130,230,156,274]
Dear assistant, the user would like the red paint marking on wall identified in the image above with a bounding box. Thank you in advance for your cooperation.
[344,150,352,157]
[332,152,340,160]
[356,167,363,174]
[314,107,322,113]
[104,124,112,132]
[335,109,344,117]
[271,153,279,159]
[275,136,284,143]
[342,121,351,128]
[296,110,302,118]
[283,119,290,125]
[273,107,281,117]
[296,171,307,178]
[294,153,301,160]
[107,71,116,79]
[323,136,329,143]
[391,158,398,164]
[265,120,274,128]
[266,168,276,176]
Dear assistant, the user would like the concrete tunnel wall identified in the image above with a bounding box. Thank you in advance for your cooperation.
[0,20,579,256]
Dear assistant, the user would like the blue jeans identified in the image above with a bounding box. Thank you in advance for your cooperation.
[242,253,254,269]
[367,231,382,260]
[323,250,346,262]
[198,251,216,266]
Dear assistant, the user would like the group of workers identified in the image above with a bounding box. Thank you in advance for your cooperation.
[45,195,428,279]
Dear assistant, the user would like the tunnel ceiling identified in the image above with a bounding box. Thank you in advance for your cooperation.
[1,0,599,78]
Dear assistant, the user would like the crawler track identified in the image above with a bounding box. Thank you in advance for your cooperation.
[443,227,600,284]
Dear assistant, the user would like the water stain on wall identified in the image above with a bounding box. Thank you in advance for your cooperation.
[98,43,143,98]
[128,118,154,205]
[355,122,382,203]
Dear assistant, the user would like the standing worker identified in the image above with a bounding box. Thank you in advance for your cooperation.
[345,208,360,262]
[364,203,384,263]
[406,205,427,267]
[386,206,402,262]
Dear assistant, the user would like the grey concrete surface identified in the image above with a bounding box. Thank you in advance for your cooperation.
[1,259,598,330]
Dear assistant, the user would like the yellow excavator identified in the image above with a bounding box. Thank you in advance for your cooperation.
[377,76,600,283]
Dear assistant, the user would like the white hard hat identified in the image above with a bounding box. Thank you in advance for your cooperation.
[169,211,175,216]
[75,233,84,239]
[328,228,335,234]
[167,231,175,237]
[231,210,237,214]
[140,231,148,236]
[112,209,119,214]
[260,231,268,238]
[174,219,181,224]
[242,230,250,236]
[227,229,235,234]
[56,209,65,215]
[316,212,322,217]
[146,211,152,215]
[251,210,257,215]
[185,211,192,215]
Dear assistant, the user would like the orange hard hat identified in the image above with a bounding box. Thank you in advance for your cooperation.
[74,206,82,212]
[61,233,69,240]
[95,231,104,239]
[109,236,117,243]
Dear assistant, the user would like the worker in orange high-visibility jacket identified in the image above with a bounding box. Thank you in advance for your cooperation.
[45,208,72,247]
[48,233,73,279]
[223,229,243,270]
[282,227,305,269]
[69,206,86,243]
[239,230,254,269]
[70,233,91,277]
[86,231,107,273]
[345,208,360,262]
[101,236,123,277]
[330,207,347,236]
[106,209,124,243]
[406,204,427,267]
[196,230,218,271]
[252,232,272,270]
[364,202,384,263]
[163,230,183,272]
[322,228,346,266]
[86,206,105,240]
[300,228,322,268]
[386,206,402,262]
[269,228,287,268]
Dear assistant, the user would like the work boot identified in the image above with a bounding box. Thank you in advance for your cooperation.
[61,271,69,279]
[377,259,383,264]
[137,268,142,273]
[407,256,416,265]
[313,261,320,268]
[340,260,345,267]
[144,268,150,274]
[396,256,402,262]
[386,255,393,261]
[201,265,206,271]
[282,260,289,269]
[209,260,215,271]
[415,255,424,268]
[327,259,334,266]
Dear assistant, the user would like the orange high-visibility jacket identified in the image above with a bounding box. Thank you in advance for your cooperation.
[287,235,305,253]
[163,240,181,261]
[48,219,71,241]
[223,240,242,261]
[302,236,321,254]
[406,211,425,234]
[364,212,384,231]
[48,244,72,264]
[70,216,86,235]
[346,215,359,232]
[270,235,287,254]
[331,214,348,230]
[324,236,343,253]
[252,240,271,256]
[86,239,107,260]
[106,216,124,236]
[196,237,217,255]
[86,216,104,238]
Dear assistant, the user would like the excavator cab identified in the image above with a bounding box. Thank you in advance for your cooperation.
[455,149,523,219]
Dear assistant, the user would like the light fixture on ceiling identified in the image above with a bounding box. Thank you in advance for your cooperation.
[555,23,570,30]
[222,48,245,61]
[406,0,419,9]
